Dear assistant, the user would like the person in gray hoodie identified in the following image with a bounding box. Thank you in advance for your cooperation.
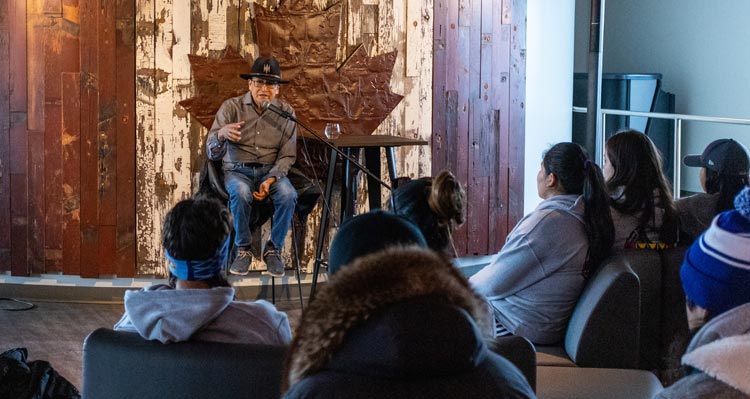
[470,143,614,344]
[655,187,750,399]
[114,197,291,345]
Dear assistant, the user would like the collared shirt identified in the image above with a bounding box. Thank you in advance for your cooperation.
[206,92,297,179]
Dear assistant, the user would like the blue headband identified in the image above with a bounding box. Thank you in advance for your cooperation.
[165,237,230,281]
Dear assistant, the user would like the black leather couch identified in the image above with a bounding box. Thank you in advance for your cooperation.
[82,328,286,399]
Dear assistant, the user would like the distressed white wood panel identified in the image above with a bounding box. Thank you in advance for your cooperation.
[148,0,195,276]
[375,0,404,148]
[374,0,431,186]
[401,0,433,178]
[149,0,177,276]
[207,0,228,51]
[136,0,158,274]
[195,0,210,55]
[173,0,192,79]
[405,0,422,77]
[239,1,256,58]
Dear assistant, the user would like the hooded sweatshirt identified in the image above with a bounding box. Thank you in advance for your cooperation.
[114,285,291,345]
[655,303,750,399]
[470,194,588,345]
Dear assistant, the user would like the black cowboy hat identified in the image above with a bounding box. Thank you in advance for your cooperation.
[239,56,289,84]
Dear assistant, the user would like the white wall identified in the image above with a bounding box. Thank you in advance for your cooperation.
[576,0,750,193]
[524,0,577,214]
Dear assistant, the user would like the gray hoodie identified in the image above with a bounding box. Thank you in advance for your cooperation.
[655,303,750,399]
[114,285,292,345]
[470,194,588,345]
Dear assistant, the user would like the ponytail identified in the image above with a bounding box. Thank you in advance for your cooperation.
[581,159,615,278]
[543,143,614,278]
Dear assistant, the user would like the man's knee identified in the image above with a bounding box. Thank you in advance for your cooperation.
[225,178,253,202]
[272,179,298,205]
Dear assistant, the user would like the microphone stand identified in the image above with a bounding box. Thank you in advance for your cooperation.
[264,102,397,301]
[263,103,392,192]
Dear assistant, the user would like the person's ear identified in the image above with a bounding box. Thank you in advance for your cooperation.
[546,172,558,188]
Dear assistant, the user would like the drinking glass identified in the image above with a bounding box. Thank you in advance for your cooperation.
[324,123,341,139]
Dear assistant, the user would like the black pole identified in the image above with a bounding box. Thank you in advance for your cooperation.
[585,0,602,157]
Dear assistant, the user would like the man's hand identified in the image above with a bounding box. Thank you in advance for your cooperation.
[218,120,245,142]
[253,177,277,201]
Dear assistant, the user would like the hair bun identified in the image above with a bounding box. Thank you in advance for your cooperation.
[428,171,466,227]
[735,186,750,220]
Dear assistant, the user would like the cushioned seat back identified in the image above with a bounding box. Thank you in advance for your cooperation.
[658,245,689,369]
[564,256,640,368]
[619,250,662,370]
[82,328,285,399]
[487,335,537,391]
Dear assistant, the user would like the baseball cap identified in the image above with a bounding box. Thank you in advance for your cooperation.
[683,139,750,176]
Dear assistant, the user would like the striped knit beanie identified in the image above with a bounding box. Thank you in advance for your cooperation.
[681,186,750,316]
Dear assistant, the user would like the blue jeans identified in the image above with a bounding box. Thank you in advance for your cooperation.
[224,164,297,250]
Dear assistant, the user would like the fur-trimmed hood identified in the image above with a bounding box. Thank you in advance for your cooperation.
[283,246,492,392]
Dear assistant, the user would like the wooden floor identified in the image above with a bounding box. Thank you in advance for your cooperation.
[0,297,302,391]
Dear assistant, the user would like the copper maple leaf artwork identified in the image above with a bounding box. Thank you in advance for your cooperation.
[179,0,403,139]
[178,47,250,129]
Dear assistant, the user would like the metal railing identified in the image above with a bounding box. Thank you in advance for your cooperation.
[572,106,750,198]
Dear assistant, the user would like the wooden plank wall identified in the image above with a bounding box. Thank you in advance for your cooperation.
[0,0,136,277]
[433,0,526,256]
[134,0,434,276]
[1,0,524,276]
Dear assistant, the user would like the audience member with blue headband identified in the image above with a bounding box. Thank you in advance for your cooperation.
[114,197,291,345]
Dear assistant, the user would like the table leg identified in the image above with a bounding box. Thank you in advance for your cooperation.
[311,147,338,300]
[386,146,398,182]
[364,147,383,209]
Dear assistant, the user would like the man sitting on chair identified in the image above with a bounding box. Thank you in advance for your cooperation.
[206,56,297,277]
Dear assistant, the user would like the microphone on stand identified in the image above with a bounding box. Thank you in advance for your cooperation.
[260,100,294,120]
[258,100,392,192]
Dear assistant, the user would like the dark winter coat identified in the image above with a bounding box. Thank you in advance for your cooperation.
[282,247,535,399]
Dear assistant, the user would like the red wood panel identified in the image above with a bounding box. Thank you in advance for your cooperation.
[10,173,29,276]
[99,225,116,275]
[98,0,116,228]
[0,7,10,268]
[453,10,472,254]
[115,0,135,277]
[44,23,64,272]
[432,0,523,256]
[79,0,99,277]
[62,72,81,276]
[432,0,447,174]
[9,0,27,113]
[467,175,490,255]
[27,0,46,132]
[508,0,526,228]
[28,129,46,274]
[26,0,46,274]
[488,110,507,252]
[491,4,511,252]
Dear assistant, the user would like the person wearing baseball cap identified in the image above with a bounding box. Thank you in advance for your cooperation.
[206,55,297,277]
[656,187,750,398]
[676,138,750,241]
